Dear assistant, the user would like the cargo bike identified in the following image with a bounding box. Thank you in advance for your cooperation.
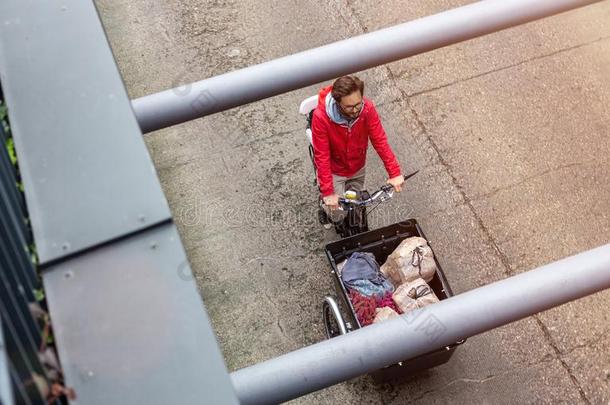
[300,96,465,381]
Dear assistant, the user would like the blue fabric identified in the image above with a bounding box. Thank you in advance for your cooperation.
[341,252,394,297]
[346,279,393,297]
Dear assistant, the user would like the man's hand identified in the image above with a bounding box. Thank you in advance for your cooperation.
[323,194,340,211]
[387,175,405,192]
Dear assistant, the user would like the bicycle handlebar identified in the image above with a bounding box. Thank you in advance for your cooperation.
[336,171,418,208]
[338,184,394,207]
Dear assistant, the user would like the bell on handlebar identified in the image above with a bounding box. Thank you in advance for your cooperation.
[344,190,358,200]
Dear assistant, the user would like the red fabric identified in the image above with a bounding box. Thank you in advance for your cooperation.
[348,290,377,326]
[375,292,402,314]
[348,290,403,327]
[311,85,402,197]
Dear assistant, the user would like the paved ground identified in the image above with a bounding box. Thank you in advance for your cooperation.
[96,1,610,403]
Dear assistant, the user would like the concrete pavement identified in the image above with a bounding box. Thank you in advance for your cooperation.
[96,0,610,403]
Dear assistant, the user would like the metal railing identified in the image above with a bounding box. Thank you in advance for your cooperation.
[0,1,239,403]
[132,0,604,133]
[1,0,608,404]
[0,86,48,404]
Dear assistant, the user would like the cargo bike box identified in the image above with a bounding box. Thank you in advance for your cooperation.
[322,219,465,381]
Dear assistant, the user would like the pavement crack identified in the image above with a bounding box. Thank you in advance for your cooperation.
[533,315,591,404]
[344,0,368,33]
[407,374,499,403]
[423,202,468,218]
[560,332,607,357]
[158,20,172,41]
[242,256,275,265]
[332,4,596,403]
[232,126,302,148]
[372,97,404,110]
[406,34,610,98]
[276,318,285,335]
[406,354,561,403]
[387,64,516,278]
[400,58,593,405]
[472,162,582,201]
[262,288,292,340]
[380,19,593,405]
[155,126,303,172]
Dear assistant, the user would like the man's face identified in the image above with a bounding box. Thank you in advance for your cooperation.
[338,91,363,119]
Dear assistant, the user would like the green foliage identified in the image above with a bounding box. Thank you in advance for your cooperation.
[34,289,45,302]
[29,244,39,266]
[6,137,17,165]
[1,100,51,346]
[0,100,9,135]
[1,100,16,164]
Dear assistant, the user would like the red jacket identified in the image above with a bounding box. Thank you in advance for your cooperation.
[311,85,401,196]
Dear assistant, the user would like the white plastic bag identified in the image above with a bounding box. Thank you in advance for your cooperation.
[373,307,399,324]
[380,237,437,285]
[392,278,439,314]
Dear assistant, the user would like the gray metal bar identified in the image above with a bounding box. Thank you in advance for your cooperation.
[132,0,603,133]
[0,1,240,403]
[43,222,239,405]
[0,0,172,265]
[231,243,610,405]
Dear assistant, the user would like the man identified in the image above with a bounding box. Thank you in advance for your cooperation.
[311,75,404,223]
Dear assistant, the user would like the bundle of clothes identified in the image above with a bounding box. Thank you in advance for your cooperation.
[338,237,440,326]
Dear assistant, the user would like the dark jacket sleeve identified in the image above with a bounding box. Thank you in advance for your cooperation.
[311,112,335,196]
[366,103,401,178]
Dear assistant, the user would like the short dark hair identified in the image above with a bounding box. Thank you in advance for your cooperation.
[331,76,364,102]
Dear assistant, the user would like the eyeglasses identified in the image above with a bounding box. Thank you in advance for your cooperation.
[340,100,363,112]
